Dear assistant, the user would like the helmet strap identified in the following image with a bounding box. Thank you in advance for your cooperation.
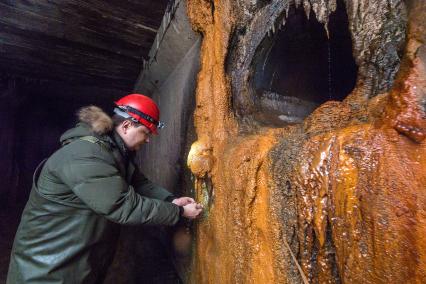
[115,106,165,129]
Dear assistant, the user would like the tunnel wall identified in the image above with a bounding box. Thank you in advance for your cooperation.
[104,1,201,283]
[134,0,200,193]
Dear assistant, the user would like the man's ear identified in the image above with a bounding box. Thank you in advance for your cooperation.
[121,120,132,133]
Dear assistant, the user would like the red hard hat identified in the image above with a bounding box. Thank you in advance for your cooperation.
[114,94,164,134]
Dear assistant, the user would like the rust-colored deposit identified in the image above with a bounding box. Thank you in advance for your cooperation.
[186,0,426,283]
[187,1,283,282]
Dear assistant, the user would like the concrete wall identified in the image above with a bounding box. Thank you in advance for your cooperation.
[105,1,201,282]
[134,0,201,194]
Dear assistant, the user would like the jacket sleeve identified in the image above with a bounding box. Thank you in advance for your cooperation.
[58,144,180,226]
[131,166,176,201]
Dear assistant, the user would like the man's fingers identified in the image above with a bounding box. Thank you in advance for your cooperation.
[172,197,197,206]
[182,202,204,219]
[186,197,195,203]
[195,209,202,217]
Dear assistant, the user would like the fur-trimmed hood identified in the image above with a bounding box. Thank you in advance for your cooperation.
[76,106,113,135]
[59,106,113,144]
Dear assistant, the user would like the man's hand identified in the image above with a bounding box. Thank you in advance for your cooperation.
[172,197,195,206]
[182,203,203,219]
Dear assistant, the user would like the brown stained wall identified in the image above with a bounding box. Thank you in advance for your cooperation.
[186,0,426,283]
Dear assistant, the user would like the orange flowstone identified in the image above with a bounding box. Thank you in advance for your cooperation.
[186,0,426,283]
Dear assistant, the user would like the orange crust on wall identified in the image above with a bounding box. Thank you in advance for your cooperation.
[186,0,426,283]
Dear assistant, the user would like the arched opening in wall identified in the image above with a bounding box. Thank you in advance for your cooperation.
[250,0,357,126]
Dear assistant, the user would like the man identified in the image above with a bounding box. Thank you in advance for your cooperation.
[7,94,203,283]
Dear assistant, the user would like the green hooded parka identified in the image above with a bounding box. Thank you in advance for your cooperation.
[7,106,180,284]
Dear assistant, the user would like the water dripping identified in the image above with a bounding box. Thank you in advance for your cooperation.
[327,39,332,100]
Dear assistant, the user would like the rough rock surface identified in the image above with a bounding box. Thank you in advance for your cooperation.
[186,0,425,283]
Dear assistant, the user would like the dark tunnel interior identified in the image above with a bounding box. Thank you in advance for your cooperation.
[0,0,198,281]
[0,76,122,279]
[0,77,184,283]
[251,0,357,125]
[0,77,121,201]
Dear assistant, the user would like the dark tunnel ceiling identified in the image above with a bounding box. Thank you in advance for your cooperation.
[0,0,170,90]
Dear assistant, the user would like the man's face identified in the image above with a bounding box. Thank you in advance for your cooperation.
[120,121,151,151]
